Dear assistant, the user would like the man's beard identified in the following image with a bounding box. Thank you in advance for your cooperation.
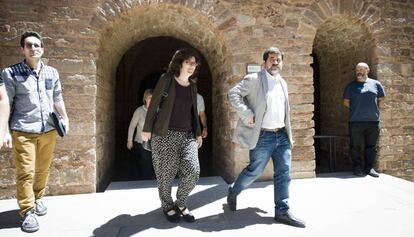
[270,69,280,75]
[269,65,280,75]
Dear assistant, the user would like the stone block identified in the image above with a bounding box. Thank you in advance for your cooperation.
[47,58,97,74]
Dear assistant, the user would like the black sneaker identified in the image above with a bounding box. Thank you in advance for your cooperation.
[367,168,379,178]
[227,187,237,211]
[353,168,365,177]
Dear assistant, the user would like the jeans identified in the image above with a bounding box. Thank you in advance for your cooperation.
[349,122,380,172]
[230,128,292,214]
[132,142,155,180]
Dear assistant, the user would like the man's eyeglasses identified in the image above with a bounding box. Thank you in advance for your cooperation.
[24,43,41,49]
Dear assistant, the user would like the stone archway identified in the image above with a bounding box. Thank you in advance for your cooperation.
[113,36,213,180]
[296,0,385,174]
[312,16,377,172]
[93,4,233,190]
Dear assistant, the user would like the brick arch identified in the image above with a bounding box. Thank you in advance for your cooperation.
[312,15,377,172]
[88,3,233,189]
[294,1,414,179]
[301,0,384,30]
[298,0,386,53]
[295,0,389,173]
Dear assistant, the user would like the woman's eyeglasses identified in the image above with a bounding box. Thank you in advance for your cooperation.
[184,60,199,67]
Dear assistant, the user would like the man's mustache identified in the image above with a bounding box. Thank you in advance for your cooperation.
[356,73,364,76]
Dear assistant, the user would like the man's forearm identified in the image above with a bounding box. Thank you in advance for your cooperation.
[378,97,385,109]
[200,112,207,128]
[54,100,68,121]
[0,87,10,144]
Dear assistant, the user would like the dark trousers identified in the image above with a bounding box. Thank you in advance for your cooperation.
[349,122,380,172]
[132,142,155,179]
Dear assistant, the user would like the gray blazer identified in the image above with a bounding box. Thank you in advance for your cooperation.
[228,69,293,149]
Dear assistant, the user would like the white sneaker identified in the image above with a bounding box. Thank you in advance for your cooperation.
[35,199,47,216]
[21,209,39,233]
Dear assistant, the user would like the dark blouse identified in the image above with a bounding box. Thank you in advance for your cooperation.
[168,79,193,131]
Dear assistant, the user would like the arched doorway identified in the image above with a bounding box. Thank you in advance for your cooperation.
[113,37,213,181]
[312,16,377,173]
[93,4,232,190]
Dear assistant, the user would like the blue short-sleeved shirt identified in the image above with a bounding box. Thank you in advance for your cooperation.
[2,60,63,133]
[343,78,385,122]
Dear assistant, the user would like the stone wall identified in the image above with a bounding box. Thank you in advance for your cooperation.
[0,0,413,199]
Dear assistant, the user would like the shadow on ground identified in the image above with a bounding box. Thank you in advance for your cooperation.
[0,209,20,229]
[93,182,275,236]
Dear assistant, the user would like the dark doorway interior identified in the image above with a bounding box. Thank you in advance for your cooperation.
[311,52,326,173]
[113,37,213,181]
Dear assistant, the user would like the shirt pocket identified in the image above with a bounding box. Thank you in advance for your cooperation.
[45,79,53,90]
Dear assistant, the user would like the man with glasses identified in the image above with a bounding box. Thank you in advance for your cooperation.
[1,31,69,233]
[227,47,305,228]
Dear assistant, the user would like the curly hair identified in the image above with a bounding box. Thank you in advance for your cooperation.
[167,48,201,78]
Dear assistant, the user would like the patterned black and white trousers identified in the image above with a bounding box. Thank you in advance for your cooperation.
[152,130,200,211]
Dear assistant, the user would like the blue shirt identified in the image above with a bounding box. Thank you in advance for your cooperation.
[1,60,63,133]
[343,78,385,122]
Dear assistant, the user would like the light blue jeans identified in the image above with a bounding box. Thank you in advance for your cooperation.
[230,129,292,214]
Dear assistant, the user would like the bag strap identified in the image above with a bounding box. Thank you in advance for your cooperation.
[159,73,171,108]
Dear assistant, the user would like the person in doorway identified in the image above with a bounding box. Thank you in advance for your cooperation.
[2,31,69,233]
[127,89,155,180]
[0,75,10,149]
[142,48,202,223]
[343,62,385,177]
[197,93,208,138]
[227,47,305,228]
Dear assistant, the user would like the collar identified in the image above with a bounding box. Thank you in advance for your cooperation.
[265,70,281,83]
[22,59,44,74]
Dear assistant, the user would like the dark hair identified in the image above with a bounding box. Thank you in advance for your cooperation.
[167,48,201,78]
[20,31,44,48]
[262,47,284,61]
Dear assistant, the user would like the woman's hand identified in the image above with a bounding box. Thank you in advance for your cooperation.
[196,136,203,149]
[141,132,152,142]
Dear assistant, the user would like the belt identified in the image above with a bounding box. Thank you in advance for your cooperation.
[261,127,283,133]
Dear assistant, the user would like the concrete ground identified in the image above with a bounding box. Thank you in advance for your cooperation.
[0,173,413,237]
